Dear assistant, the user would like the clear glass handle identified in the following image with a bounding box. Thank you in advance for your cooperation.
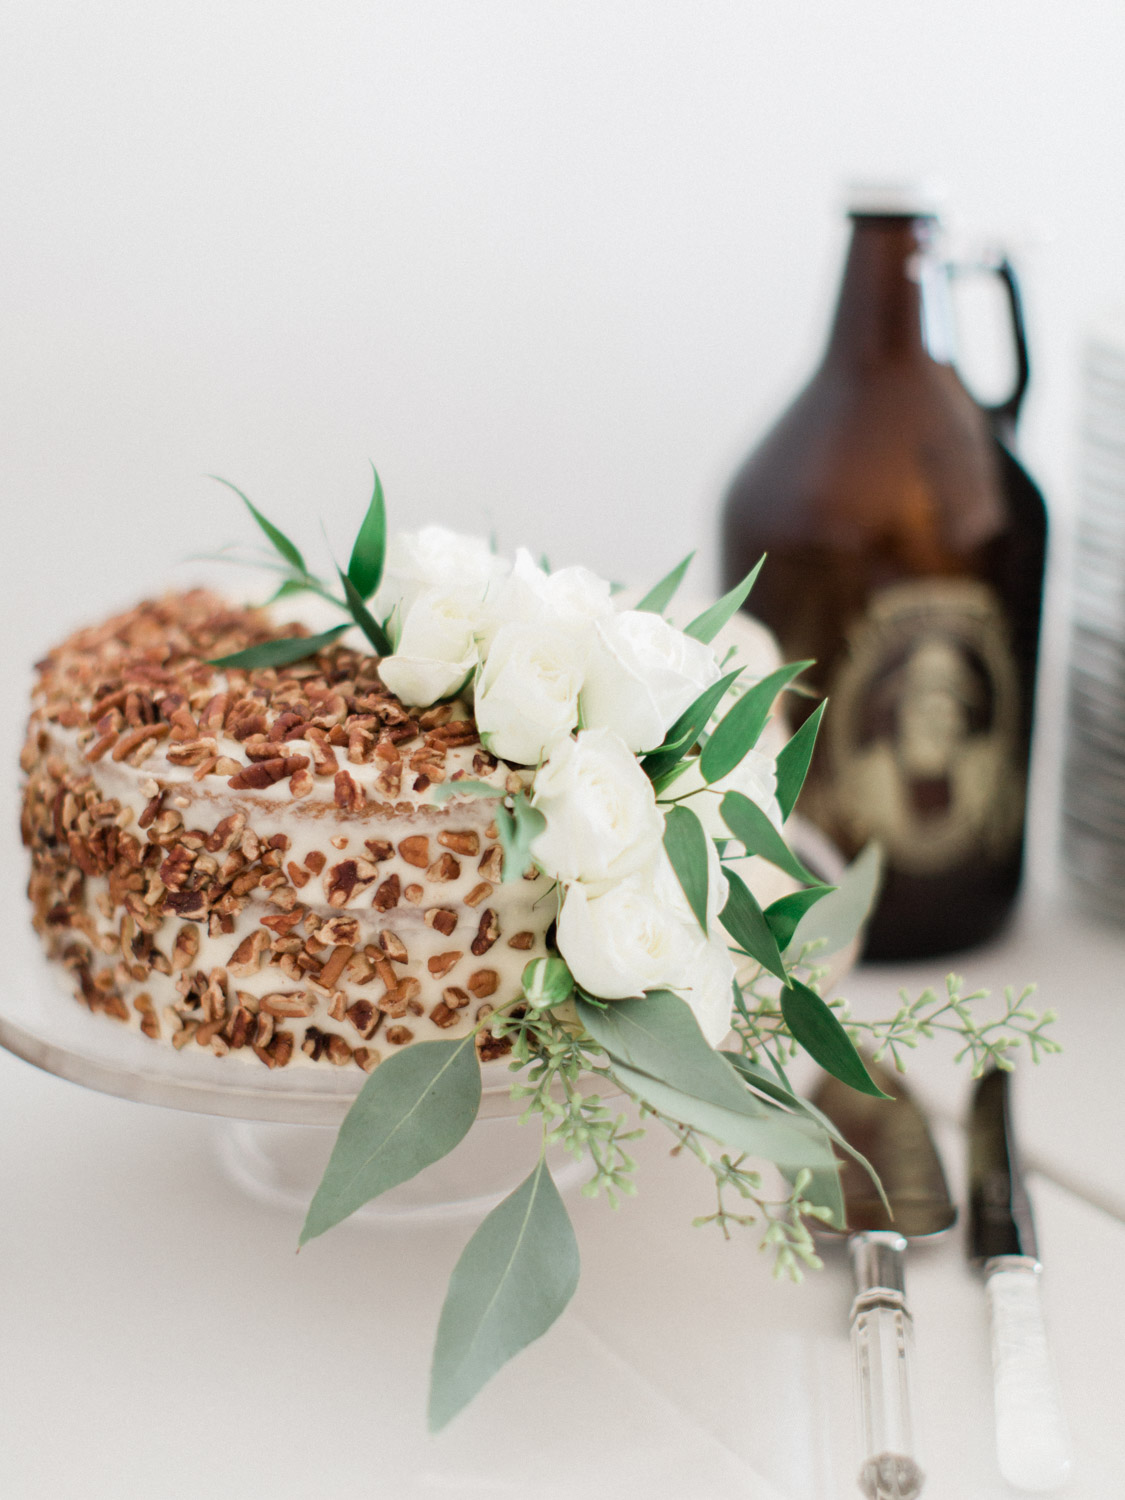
[850,1233,926,1499]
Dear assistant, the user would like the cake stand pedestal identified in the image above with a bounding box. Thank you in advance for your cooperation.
[1,930,586,1222]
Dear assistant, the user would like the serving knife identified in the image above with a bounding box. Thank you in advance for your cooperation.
[968,1066,1071,1491]
[812,1060,956,1500]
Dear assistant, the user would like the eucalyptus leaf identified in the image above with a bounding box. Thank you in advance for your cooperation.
[787,843,883,959]
[608,1060,841,1177]
[662,804,710,932]
[636,551,695,615]
[428,1157,580,1431]
[494,792,546,882]
[722,1050,887,1218]
[780,980,891,1100]
[641,668,742,781]
[700,661,812,784]
[347,464,388,600]
[432,779,503,802]
[575,990,754,1114]
[775,700,826,821]
[719,867,788,982]
[338,565,394,655]
[719,791,822,887]
[764,885,835,951]
[209,475,307,574]
[300,1036,482,1245]
[683,557,765,644]
[209,625,349,672]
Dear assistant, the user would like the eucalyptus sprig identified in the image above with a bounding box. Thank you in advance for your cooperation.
[205,467,393,669]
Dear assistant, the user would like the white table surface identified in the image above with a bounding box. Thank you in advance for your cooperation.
[0,872,1122,1500]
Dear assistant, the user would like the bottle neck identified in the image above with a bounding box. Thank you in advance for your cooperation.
[824,214,948,367]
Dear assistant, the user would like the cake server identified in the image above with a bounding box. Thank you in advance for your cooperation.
[812,1060,956,1500]
[968,1065,1071,1491]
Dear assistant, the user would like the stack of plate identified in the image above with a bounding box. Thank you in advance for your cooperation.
[1063,312,1125,919]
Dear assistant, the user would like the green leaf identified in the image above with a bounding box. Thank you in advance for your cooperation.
[347,464,388,601]
[722,1051,885,1222]
[432,779,503,802]
[494,792,547,883]
[683,557,765,644]
[337,565,394,655]
[521,957,574,1008]
[787,843,883,959]
[719,868,788,982]
[719,790,821,886]
[265,576,314,604]
[575,990,752,1114]
[209,625,349,672]
[662,804,710,932]
[780,980,892,1099]
[300,1036,482,1245]
[700,661,812,784]
[641,669,742,782]
[764,886,835,951]
[608,1060,841,1178]
[635,551,695,615]
[775,700,826,821]
[428,1157,579,1431]
[209,475,307,574]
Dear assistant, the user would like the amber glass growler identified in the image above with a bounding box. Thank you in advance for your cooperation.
[721,194,1046,959]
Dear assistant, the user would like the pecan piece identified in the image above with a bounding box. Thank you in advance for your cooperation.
[379,929,408,963]
[427,951,463,978]
[438,829,480,856]
[470,909,500,956]
[317,944,354,990]
[424,907,457,936]
[334,769,366,812]
[398,835,429,868]
[468,968,499,999]
[372,873,400,912]
[427,852,461,882]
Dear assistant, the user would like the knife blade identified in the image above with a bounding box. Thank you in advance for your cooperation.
[968,1066,1071,1491]
[812,1059,956,1500]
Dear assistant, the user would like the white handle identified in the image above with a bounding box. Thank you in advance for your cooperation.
[986,1257,1071,1491]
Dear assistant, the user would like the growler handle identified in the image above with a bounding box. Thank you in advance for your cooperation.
[949,254,1031,440]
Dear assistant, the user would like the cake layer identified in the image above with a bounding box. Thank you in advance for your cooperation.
[21,592,552,1071]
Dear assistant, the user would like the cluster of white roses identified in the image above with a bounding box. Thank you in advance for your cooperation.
[374,527,785,1047]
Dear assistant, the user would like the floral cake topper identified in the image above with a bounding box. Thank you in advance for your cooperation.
[213,469,1057,1430]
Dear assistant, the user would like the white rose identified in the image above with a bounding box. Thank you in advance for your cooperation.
[374,526,509,631]
[556,867,735,1046]
[580,610,722,753]
[474,622,585,765]
[555,874,698,1000]
[478,549,614,654]
[530,728,664,886]
[672,746,783,843]
[377,587,481,707]
[672,927,737,1047]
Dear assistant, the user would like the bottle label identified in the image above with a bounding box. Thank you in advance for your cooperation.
[823,578,1024,874]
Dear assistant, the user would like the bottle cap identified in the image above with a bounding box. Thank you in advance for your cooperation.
[845,180,946,219]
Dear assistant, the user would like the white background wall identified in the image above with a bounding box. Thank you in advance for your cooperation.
[4,1,1124,868]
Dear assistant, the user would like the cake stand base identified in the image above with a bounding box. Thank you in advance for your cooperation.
[214,1113,589,1224]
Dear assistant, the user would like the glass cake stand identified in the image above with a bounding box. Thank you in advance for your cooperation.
[2,819,849,1225]
[1,921,586,1223]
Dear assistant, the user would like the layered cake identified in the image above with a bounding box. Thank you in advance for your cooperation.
[21,590,550,1072]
